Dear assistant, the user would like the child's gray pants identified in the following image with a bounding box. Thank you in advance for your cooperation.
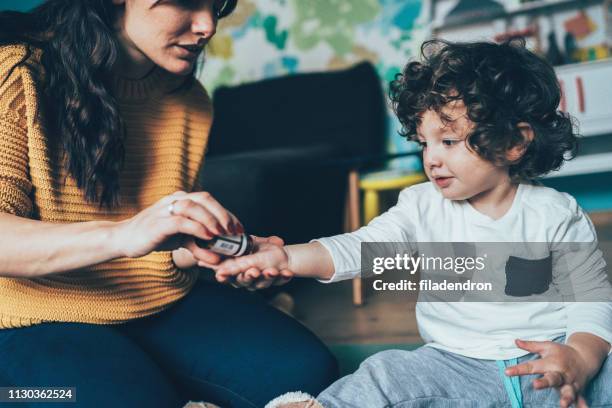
[317,336,612,407]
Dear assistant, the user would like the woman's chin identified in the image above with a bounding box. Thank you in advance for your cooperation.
[160,59,196,76]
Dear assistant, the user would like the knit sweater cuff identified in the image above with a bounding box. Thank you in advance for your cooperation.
[0,115,32,217]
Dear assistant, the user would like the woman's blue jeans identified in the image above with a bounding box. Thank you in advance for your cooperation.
[0,280,339,407]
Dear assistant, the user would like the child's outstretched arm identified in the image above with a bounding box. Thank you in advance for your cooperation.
[215,241,335,283]
[215,185,421,288]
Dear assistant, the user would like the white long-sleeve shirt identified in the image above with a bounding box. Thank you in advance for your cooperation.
[316,182,612,359]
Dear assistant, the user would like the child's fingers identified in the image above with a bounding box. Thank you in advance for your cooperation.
[245,268,261,280]
[254,281,271,290]
[532,371,563,389]
[262,268,279,279]
[505,359,546,377]
[235,272,251,287]
[272,269,293,286]
[215,259,240,276]
[576,394,588,408]
[263,268,290,286]
[254,268,278,290]
[559,384,576,408]
[235,268,261,286]
[514,339,551,355]
[216,254,261,276]
[215,272,230,283]
[215,274,241,289]
[273,277,292,286]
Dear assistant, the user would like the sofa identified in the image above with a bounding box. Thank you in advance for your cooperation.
[198,62,387,245]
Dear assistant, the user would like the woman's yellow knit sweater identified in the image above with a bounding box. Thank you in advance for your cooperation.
[0,45,212,329]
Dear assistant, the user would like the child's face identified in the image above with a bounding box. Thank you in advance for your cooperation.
[416,102,510,202]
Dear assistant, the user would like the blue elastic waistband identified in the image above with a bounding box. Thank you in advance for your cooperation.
[496,358,523,408]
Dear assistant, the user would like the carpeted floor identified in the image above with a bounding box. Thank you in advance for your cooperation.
[329,343,422,375]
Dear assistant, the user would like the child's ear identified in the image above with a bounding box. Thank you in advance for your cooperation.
[506,122,534,162]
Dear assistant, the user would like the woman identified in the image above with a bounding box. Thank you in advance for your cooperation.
[0,1,338,407]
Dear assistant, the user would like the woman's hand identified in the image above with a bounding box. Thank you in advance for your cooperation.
[504,339,594,408]
[215,236,293,290]
[113,191,242,264]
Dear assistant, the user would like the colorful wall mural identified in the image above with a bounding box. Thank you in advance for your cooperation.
[202,0,426,168]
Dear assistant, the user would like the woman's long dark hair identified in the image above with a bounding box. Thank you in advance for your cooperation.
[0,0,237,208]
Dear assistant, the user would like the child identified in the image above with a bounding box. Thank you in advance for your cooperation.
[215,40,612,408]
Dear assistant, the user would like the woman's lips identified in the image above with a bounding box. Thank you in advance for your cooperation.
[434,177,453,188]
[175,45,202,59]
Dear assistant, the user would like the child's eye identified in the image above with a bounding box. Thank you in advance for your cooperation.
[442,139,459,146]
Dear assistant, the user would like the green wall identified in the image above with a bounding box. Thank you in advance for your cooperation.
[542,172,612,213]
[1,0,42,11]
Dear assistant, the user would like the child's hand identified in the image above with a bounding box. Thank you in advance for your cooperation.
[504,339,591,408]
[215,236,293,290]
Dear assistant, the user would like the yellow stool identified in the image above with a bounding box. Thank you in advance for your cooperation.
[351,170,427,305]
[360,170,427,224]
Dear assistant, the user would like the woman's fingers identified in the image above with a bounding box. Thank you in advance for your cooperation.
[165,216,215,241]
[251,235,284,247]
[187,191,239,234]
[183,239,222,265]
[166,199,225,236]
[160,191,188,204]
[228,210,244,234]
[163,191,245,237]
[197,258,222,268]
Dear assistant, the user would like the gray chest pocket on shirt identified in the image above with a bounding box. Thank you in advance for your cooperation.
[504,255,552,297]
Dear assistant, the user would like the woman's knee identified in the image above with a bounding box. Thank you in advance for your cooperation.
[0,323,183,407]
[281,336,339,394]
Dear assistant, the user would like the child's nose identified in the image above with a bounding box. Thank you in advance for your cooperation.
[423,148,442,169]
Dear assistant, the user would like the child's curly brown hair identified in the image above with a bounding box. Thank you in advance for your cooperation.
[389,39,578,180]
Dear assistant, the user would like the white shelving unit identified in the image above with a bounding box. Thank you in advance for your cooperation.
[432,0,605,33]
[546,152,612,177]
